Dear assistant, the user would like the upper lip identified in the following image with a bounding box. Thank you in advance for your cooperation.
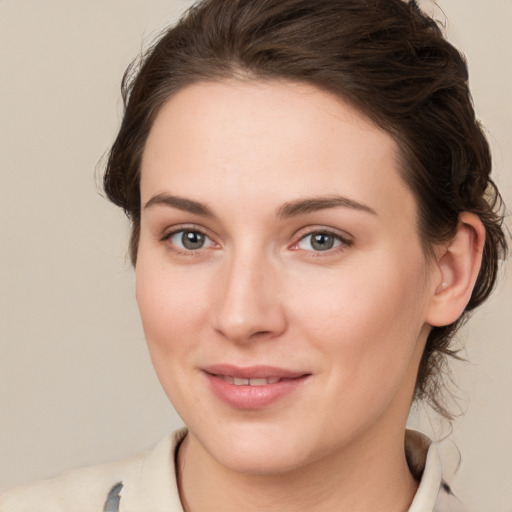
[202,364,310,380]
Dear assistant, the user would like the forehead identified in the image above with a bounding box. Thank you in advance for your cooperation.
[140,80,416,225]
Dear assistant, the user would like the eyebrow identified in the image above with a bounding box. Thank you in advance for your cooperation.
[276,195,377,219]
[143,193,377,219]
[144,193,214,217]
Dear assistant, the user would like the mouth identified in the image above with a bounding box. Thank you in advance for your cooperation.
[207,372,303,386]
[213,375,282,386]
[202,365,311,409]
[203,364,309,382]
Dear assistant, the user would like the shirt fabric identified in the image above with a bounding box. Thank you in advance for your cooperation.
[0,428,462,512]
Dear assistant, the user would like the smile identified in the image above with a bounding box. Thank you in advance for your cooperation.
[202,365,311,409]
[218,376,281,386]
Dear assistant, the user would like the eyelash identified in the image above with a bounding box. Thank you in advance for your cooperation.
[160,226,353,256]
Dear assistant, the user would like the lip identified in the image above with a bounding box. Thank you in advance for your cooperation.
[203,364,308,380]
[202,364,311,410]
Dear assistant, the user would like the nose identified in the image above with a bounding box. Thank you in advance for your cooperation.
[211,250,287,344]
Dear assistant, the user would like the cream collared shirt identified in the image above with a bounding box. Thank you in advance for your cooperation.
[0,429,462,512]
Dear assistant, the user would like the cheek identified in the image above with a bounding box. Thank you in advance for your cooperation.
[286,250,430,384]
[135,253,215,414]
[135,251,209,362]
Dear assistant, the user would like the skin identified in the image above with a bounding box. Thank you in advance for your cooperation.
[135,80,481,511]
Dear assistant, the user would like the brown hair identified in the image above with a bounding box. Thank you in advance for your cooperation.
[104,0,508,417]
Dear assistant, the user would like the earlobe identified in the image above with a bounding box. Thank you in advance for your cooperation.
[426,212,485,327]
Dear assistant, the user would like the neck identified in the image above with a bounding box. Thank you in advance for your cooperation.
[176,423,418,512]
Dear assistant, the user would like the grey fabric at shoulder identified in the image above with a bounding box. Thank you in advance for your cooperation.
[0,455,138,512]
[0,430,187,512]
[103,482,123,512]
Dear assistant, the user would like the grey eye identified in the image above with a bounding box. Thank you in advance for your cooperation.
[297,232,343,251]
[170,230,212,250]
[182,231,205,249]
[311,233,335,251]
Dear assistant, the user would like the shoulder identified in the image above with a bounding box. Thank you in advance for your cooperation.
[0,429,186,512]
[0,452,143,512]
[405,430,466,512]
[436,481,467,512]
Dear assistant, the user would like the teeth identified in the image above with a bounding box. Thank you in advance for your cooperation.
[248,378,268,386]
[221,376,281,386]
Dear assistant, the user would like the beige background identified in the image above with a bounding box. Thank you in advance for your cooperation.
[0,0,510,510]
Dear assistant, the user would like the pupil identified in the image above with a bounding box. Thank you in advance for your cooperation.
[311,233,334,251]
[182,231,205,250]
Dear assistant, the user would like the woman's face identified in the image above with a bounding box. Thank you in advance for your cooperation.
[137,80,438,474]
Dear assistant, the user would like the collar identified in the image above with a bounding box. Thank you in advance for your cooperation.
[119,428,187,512]
[118,428,443,512]
[405,430,443,512]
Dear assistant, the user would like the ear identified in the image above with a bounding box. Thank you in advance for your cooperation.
[426,212,486,327]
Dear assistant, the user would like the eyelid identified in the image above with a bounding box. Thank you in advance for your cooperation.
[160,222,212,240]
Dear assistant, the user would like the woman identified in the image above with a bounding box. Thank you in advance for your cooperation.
[0,0,508,510]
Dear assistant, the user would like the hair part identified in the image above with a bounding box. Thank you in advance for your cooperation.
[104,0,508,418]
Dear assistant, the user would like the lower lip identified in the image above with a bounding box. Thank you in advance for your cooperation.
[204,373,310,410]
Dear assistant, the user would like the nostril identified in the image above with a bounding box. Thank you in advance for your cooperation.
[250,330,273,338]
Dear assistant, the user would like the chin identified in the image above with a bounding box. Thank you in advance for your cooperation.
[216,444,308,476]
[195,420,314,476]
